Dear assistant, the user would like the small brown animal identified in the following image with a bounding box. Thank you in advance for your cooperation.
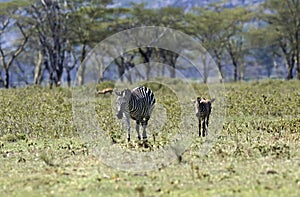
[97,87,114,95]
[193,97,215,137]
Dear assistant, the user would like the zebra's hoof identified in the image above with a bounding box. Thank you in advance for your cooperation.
[142,136,147,140]
[127,138,130,142]
[137,136,141,140]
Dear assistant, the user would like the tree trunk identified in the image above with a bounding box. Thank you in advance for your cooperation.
[280,42,294,80]
[216,57,223,82]
[233,63,238,82]
[286,57,294,80]
[56,66,63,86]
[139,47,152,80]
[160,64,165,77]
[160,49,178,79]
[230,53,238,82]
[286,64,294,80]
[0,71,3,88]
[297,63,300,80]
[77,43,87,85]
[146,63,151,80]
[115,56,125,82]
[4,68,9,88]
[214,49,224,83]
[169,64,176,78]
[239,63,245,81]
[67,69,71,87]
[34,50,43,84]
[296,32,300,80]
[77,65,85,85]
[202,55,208,84]
[125,72,132,84]
[49,72,54,89]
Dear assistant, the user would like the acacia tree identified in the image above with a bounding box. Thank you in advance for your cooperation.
[185,6,227,82]
[0,1,30,88]
[27,0,72,88]
[223,7,254,81]
[185,5,253,82]
[261,0,300,80]
[66,0,125,85]
[1,0,114,87]
[114,52,136,83]
[111,4,185,80]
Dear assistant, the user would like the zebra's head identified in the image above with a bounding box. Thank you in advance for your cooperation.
[195,97,203,116]
[192,97,215,116]
[114,88,131,119]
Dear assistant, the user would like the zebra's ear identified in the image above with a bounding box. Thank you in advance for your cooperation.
[191,99,196,103]
[123,89,131,97]
[210,98,216,103]
[113,88,122,96]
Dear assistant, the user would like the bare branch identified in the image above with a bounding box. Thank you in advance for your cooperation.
[0,46,6,68]
[6,23,29,69]
[0,18,10,34]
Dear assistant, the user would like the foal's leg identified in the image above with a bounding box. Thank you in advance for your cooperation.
[206,114,210,128]
[198,117,202,137]
[202,118,206,137]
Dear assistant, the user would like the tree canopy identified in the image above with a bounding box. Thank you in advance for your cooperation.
[1,0,300,88]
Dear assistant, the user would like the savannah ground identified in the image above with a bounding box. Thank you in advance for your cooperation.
[0,79,300,196]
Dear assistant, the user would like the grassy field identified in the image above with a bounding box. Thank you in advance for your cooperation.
[0,79,300,196]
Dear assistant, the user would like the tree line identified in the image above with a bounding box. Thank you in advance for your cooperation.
[0,0,300,88]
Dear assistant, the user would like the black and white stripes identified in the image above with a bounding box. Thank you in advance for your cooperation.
[114,86,155,141]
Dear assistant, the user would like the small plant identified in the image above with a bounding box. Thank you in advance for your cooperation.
[135,185,145,197]
[1,133,26,142]
[40,150,55,167]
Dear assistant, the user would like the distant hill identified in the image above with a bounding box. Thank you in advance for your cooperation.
[0,0,265,10]
[110,0,265,10]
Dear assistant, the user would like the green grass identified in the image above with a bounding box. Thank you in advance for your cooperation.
[0,79,300,196]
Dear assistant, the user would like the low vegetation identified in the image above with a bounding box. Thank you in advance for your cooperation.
[0,80,299,196]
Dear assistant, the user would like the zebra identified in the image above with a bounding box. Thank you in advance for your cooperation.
[193,97,215,137]
[114,86,156,142]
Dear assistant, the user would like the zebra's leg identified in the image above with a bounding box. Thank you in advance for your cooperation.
[125,116,131,142]
[136,121,141,140]
[141,121,148,140]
